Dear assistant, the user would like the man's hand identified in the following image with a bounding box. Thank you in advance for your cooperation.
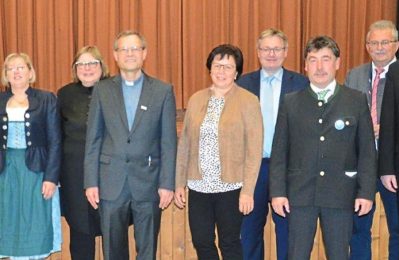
[174,187,186,209]
[271,197,290,217]
[380,175,398,193]
[158,188,174,210]
[42,181,56,200]
[86,187,100,209]
[239,194,254,215]
[354,198,373,216]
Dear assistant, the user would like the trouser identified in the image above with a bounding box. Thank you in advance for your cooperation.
[241,158,289,260]
[189,189,243,260]
[350,180,399,260]
[100,183,161,260]
[288,206,352,260]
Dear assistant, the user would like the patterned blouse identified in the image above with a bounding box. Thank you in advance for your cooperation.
[187,96,242,193]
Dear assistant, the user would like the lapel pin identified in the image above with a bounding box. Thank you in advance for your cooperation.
[335,119,345,130]
[140,105,147,111]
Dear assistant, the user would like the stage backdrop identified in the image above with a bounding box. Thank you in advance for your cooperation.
[0,1,396,260]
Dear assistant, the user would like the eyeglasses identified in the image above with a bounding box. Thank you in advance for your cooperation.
[366,40,397,48]
[6,66,27,73]
[75,60,100,69]
[258,47,286,54]
[116,46,145,54]
[211,63,236,72]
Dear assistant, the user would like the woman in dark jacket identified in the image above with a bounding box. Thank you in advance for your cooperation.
[0,53,62,258]
[58,46,109,260]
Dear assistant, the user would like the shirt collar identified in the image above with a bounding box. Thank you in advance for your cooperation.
[260,67,283,82]
[372,57,397,79]
[310,80,337,95]
[123,71,144,87]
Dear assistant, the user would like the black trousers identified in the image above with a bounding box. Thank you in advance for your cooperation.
[288,206,353,260]
[188,189,243,260]
[69,227,97,260]
[68,203,101,260]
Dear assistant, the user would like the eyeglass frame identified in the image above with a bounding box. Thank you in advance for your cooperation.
[366,40,398,48]
[74,60,101,69]
[211,63,236,72]
[5,65,27,73]
[258,46,286,54]
[115,46,146,55]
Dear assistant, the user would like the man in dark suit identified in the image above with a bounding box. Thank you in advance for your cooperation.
[379,60,399,236]
[84,31,177,260]
[270,36,377,260]
[237,28,308,260]
[345,20,399,260]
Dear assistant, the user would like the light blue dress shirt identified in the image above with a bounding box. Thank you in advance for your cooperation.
[122,73,144,130]
[260,68,283,158]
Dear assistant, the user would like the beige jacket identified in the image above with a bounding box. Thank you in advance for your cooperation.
[176,85,263,196]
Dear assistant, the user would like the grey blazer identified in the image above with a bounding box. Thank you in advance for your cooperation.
[345,63,386,122]
[269,85,377,209]
[84,73,177,202]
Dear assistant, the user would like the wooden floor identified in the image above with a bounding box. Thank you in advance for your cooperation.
[45,193,390,260]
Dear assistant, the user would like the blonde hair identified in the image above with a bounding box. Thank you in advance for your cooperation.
[257,28,288,48]
[72,45,109,82]
[1,53,36,87]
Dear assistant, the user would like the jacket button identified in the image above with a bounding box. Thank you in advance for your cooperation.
[25,113,30,119]
[345,121,350,126]
[320,171,325,176]
[2,125,7,130]
[25,122,30,127]
[2,117,7,122]
[320,136,325,141]
[127,139,131,144]
[2,144,5,149]
[27,141,32,146]
[318,101,323,107]
[2,136,6,140]
[318,118,323,124]
[26,132,31,136]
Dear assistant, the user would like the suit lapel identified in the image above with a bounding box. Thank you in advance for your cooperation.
[129,75,153,136]
[111,76,130,130]
[249,71,261,98]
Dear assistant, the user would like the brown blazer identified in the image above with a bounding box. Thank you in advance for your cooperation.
[175,84,263,196]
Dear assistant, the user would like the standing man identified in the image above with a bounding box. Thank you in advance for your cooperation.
[237,28,308,260]
[84,31,177,260]
[379,61,399,227]
[270,36,377,260]
[345,20,399,260]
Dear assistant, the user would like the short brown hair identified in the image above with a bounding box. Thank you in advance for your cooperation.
[72,45,109,82]
[113,31,147,51]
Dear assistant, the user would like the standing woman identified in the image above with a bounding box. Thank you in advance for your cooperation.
[0,53,62,259]
[58,46,109,259]
[174,44,263,260]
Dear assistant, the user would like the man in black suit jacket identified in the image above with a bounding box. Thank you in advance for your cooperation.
[84,31,177,260]
[345,20,399,260]
[270,36,377,260]
[237,28,308,260]
[379,60,399,220]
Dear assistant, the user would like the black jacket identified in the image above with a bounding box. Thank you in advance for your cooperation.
[0,87,61,184]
